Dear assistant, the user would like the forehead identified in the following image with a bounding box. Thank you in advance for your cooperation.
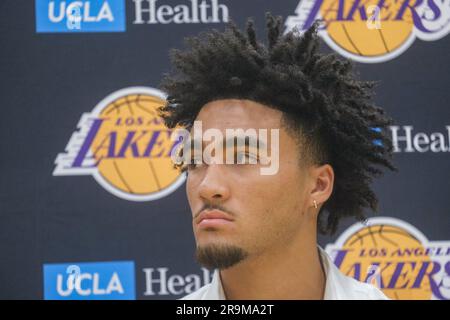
[195,99,283,130]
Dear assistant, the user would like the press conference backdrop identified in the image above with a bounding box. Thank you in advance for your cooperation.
[0,0,449,300]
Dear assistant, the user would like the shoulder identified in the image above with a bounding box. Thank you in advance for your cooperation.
[338,273,389,300]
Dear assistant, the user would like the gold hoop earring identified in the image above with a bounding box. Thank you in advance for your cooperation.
[313,200,318,209]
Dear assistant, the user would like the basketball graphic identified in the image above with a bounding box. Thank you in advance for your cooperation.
[285,0,450,63]
[54,87,186,201]
[326,217,450,300]
[320,0,413,57]
[340,224,432,299]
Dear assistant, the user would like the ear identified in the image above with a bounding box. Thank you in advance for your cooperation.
[308,164,334,209]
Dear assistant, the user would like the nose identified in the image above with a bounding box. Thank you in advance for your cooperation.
[197,164,231,203]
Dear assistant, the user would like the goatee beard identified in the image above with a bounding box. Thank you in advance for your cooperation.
[196,244,248,269]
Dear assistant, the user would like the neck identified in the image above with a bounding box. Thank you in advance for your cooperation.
[219,224,325,300]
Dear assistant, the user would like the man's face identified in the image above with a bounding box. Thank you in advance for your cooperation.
[186,99,314,269]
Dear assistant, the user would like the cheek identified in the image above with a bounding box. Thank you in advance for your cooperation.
[236,176,288,225]
[244,171,306,227]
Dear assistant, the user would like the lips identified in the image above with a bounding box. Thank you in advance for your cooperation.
[195,209,234,228]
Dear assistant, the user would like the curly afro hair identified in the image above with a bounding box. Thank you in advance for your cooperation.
[158,13,397,235]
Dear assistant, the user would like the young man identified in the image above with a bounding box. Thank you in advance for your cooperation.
[159,13,396,299]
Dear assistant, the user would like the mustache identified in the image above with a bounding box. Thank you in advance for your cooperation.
[194,204,235,219]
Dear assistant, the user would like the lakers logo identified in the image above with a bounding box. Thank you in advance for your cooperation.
[285,0,450,62]
[326,217,450,299]
[54,87,186,201]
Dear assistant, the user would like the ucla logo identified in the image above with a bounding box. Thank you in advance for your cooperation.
[43,261,135,300]
[326,217,450,299]
[285,0,450,63]
[35,0,126,33]
[53,87,186,201]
